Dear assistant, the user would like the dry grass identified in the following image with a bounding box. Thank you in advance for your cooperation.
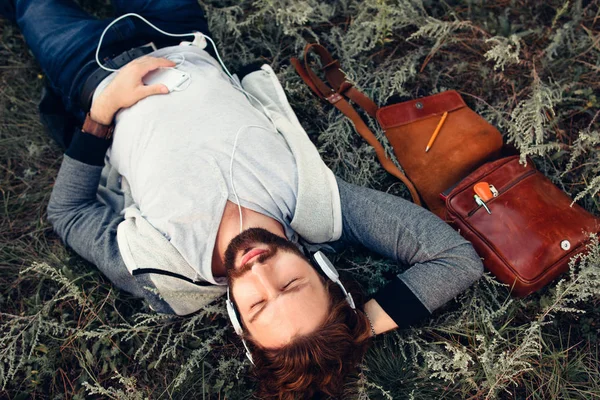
[1,0,600,399]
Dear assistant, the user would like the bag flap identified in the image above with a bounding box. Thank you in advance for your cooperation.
[376,90,466,129]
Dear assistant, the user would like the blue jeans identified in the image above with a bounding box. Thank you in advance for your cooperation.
[15,0,210,120]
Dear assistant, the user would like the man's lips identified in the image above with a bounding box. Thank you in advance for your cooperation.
[239,248,267,267]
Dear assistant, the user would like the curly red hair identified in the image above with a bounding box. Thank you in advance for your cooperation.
[246,280,372,399]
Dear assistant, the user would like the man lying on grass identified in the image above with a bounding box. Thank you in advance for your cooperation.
[3,0,483,398]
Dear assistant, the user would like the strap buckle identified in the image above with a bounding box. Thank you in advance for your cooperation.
[326,92,343,104]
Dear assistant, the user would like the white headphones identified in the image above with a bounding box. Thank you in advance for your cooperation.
[226,250,356,364]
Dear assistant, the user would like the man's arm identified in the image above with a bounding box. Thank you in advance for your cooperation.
[47,56,176,307]
[334,178,484,333]
[48,149,147,294]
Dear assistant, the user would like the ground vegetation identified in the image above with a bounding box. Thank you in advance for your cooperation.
[1,0,599,398]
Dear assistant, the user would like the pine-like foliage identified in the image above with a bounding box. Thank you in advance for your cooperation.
[484,34,521,71]
[1,0,599,399]
[506,71,563,163]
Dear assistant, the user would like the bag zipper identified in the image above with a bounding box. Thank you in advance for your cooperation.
[466,169,536,217]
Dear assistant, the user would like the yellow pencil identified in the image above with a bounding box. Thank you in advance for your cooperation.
[425,111,448,153]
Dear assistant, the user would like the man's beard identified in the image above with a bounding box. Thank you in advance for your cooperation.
[223,227,305,283]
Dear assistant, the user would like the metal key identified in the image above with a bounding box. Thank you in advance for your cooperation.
[489,184,499,197]
[474,194,492,214]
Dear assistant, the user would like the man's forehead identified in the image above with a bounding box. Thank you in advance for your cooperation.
[250,284,329,348]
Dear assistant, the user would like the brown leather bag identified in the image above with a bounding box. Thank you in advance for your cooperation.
[292,44,599,296]
[444,156,600,296]
[291,44,503,217]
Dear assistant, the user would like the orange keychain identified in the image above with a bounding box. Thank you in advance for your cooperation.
[474,182,494,202]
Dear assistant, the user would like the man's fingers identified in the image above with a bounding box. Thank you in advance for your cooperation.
[141,84,169,97]
[135,55,176,66]
[137,57,177,74]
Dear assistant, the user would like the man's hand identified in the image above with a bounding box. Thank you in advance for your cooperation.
[90,56,176,125]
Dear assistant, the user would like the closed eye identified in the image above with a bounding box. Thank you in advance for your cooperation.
[283,278,298,290]
[249,280,307,324]
[250,279,297,310]
[250,300,264,309]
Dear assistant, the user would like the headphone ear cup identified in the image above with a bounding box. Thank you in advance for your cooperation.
[312,251,357,311]
[313,251,340,282]
[226,299,244,336]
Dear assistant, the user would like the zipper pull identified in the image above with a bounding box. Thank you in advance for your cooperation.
[474,182,494,201]
[474,194,492,214]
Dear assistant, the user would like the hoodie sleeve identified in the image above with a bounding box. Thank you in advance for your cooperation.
[47,134,173,313]
[333,177,484,328]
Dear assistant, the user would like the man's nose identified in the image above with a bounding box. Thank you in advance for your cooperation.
[250,261,279,297]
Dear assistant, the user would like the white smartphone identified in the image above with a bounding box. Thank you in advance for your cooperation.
[142,68,190,92]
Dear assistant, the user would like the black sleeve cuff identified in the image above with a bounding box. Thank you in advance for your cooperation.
[237,61,265,81]
[372,277,431,329]
[65,129,111,166]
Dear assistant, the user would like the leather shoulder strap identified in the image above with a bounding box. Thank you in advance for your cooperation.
[327,94,422,205]
[291,44,422,205]
[292,43,378,117]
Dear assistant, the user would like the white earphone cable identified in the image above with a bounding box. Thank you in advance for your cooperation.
[229,126,245,234]
[96,13,194,72]
[97,13,236,83]
[96,13,276,129]
[230,84,276,130]
[229,125,274,234]
[96,13,278,233]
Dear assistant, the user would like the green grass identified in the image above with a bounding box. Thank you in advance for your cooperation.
[1,0,600,398]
